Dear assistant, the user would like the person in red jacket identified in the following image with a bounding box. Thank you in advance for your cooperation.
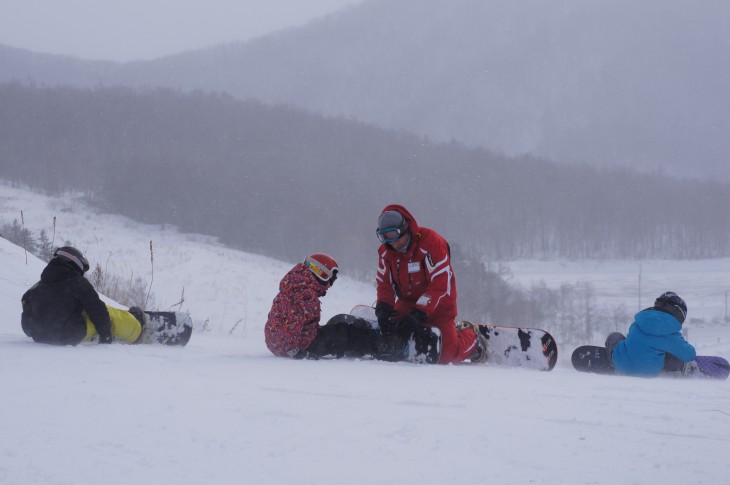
[265,253,376,359]
[374,205,488,364]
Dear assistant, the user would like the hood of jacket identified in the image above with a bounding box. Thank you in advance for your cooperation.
[280,263,329,298]
[40,258,83,283]
[380,204,420,234]
[633,308,682,336]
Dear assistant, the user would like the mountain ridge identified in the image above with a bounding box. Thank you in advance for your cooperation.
[2,0,728,180]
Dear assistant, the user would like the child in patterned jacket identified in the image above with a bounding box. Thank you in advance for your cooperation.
[264,254,376,359]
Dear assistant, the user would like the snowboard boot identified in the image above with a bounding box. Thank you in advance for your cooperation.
[375,334,409,362]
[128,306,146,324]
[126,306,147,344]
[457,320,489,363]
[128,306,146,328]
[413,326,440,364]
[680,360,700,377]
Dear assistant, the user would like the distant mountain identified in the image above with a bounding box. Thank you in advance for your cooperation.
[1,0,729,180]
[0,44,121,85]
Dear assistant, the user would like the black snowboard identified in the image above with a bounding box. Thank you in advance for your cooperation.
[137,311,193,346]
[571,345,615,375]
[571,345,730,380]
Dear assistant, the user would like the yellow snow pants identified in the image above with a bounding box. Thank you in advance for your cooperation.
[82,305,143,343]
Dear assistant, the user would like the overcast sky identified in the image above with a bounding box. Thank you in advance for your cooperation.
[0,0,361,62]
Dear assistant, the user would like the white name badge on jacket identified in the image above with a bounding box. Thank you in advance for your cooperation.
[408,262,420,273]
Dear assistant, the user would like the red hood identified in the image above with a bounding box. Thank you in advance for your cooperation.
[380,204,421,235]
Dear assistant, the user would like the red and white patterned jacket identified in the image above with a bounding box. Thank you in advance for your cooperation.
[265,263,329,357]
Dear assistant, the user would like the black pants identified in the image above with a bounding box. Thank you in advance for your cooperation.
[605,332,626,367]
[304,315,377,359]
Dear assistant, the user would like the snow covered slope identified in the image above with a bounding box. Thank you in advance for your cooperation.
[1,184,729,485]
[0,182,374,334]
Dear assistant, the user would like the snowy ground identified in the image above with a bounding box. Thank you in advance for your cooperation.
[1,183,729,485]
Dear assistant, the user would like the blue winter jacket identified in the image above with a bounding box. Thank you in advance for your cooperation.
[612,309,696,377]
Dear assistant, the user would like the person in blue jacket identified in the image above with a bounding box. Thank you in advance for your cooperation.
[605,291,696,377]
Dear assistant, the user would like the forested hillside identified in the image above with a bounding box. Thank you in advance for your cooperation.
[2,83,728,275]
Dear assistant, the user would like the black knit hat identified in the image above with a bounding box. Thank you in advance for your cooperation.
[654,291,687,324]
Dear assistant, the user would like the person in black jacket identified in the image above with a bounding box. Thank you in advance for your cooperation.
[21,246,144,345]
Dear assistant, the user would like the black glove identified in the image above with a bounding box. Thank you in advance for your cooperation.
[375,301,396,336]
[99,334,113,344]
[394,309,427,340]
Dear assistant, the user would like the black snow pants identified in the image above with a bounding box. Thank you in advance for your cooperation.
[302,315,377,359]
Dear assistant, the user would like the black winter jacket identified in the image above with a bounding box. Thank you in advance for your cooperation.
[21,258,112,345]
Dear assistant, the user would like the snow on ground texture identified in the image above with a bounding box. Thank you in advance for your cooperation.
[1,183,729,485]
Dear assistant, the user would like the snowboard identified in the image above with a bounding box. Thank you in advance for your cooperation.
[136,311,193,346]
[351,305,558,370]
[571,345,730,380]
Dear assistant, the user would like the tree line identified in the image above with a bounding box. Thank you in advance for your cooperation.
[1,83,729,283]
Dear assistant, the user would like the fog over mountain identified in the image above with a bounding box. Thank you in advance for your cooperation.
[0,0,362,62]
[1,0,728,180]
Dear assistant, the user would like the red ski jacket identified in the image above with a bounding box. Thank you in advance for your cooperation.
[376,205,457,321]
[265,263,329,357]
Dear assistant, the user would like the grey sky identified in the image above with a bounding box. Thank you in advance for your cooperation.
[0,0,361,62]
